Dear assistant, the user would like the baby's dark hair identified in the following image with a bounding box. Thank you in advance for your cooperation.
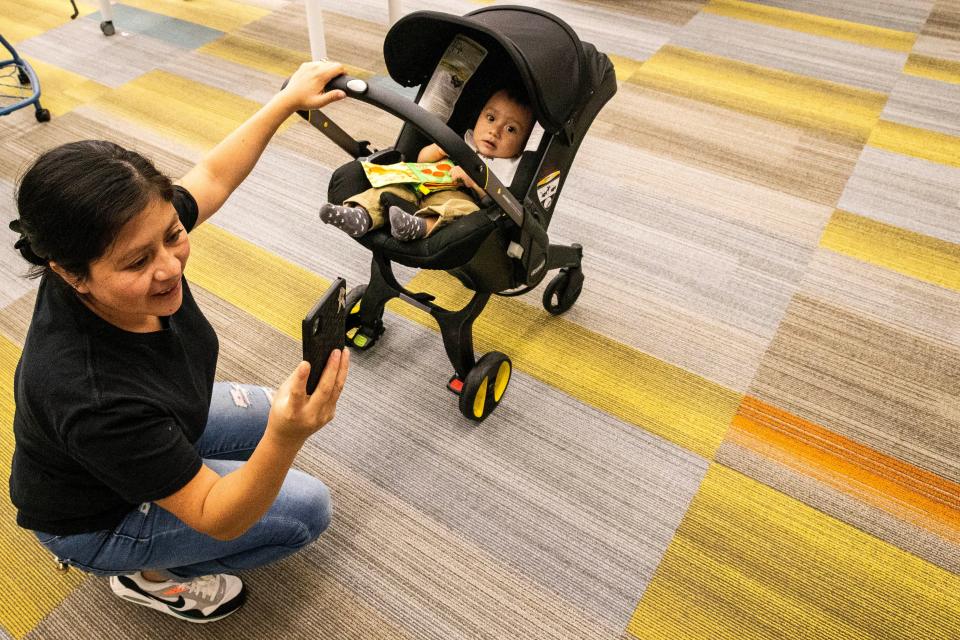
[11,140,174,280]
[490,80,531,113]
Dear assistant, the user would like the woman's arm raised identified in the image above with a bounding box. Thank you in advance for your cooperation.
[178,60,346,226]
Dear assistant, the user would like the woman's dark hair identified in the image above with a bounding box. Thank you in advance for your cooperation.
[11,140,174,279]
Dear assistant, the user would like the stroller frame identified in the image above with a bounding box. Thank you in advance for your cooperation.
[303,6,616,420]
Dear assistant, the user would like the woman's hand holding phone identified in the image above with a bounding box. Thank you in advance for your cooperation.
[268,350,351,445]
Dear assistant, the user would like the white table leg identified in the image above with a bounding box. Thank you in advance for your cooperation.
[304,0,327,61]
[97,0,114,21]
[97,0,116,35]
[388,0,402,26]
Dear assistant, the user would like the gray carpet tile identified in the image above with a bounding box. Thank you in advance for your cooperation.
[157,50,288,105]
[837,146,960,244]
[542,133,830,391]
[804,249,960,349]
[16,18,188,88]
[83,6,224,50]
[750,0,935,32]
[20,280,705,639]
[672,11,909,92]
[0,177,40,308]
[881,72,960,137]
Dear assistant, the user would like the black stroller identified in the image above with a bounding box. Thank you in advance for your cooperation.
[304,6,616,421]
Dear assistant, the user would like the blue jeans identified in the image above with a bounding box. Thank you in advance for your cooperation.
[34,382,332,580]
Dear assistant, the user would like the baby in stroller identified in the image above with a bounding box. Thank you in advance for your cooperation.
[298,6,617,421]
[318,84,534,241]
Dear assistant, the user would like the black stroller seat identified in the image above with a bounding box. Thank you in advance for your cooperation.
[302,6,617,421]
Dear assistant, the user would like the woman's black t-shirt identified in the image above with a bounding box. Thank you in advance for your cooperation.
[9,186,219,535]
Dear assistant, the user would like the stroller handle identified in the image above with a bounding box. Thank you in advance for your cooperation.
[327,75,536,235]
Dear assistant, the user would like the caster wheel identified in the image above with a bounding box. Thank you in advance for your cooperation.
[100,20,115,36]
[35,108,51,123]
[458,351,512,422]
[17,68,30,86]
[343,284,383,350]
[542,266,583,315]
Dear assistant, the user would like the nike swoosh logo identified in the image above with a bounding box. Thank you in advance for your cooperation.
[118,575,186,608]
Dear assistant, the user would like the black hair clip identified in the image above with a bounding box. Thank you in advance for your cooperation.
[8,218,23,235]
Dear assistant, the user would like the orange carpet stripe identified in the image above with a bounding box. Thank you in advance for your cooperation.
[731,396,960,541]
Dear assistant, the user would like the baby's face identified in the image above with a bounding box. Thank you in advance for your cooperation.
[472,90,533,159]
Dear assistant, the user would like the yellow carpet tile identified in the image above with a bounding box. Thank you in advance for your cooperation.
[820,210,960,292]
[632,45,888,143]
[903,54,960,84]
[0,336,86,640]
[867,119,960,167]
[185,223,737,458]
[16,57,111,117]
[0,0,95,44]
[627,464,960,640]
[703,0,917,52]
[200,34,373,80]
[91,70,293,152]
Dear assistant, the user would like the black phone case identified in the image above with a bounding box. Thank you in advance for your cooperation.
[302,277,346,394]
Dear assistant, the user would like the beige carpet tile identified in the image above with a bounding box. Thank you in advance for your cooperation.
[672,11,909,92]
[837,146,960,244]
[904,52,960,84]
[542,134,832,391]
[235,4,388,75]
[750,290,960,484]
[595,81,864,206]
[921,0,960,40]
[632,45,888,145]
[749,0,935,32]
[0,107,195,186]
[0,179,39,309]
[881,72,960,137]
[702,0,919,51]
[0,289,36,348]
[913,31,960,62]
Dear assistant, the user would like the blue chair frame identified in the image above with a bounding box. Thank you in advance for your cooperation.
[0,33,49,121]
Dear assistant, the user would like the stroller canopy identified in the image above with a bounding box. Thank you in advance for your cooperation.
[384,6,595,134]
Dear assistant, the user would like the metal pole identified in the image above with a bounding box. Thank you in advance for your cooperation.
[304,0,327,61]
[387,0,402,26]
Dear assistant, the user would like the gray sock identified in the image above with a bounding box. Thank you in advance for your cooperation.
[319,203,371,237]
[388,205,428,241]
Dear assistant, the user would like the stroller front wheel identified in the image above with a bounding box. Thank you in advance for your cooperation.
[542,266,584,315]
[459,352,512,422]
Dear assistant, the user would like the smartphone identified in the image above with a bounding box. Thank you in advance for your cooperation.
[302,277,347,394]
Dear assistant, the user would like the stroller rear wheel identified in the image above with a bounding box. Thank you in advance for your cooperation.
[542,266,584,315]
[344,284,384,350]
[459,351,512,422]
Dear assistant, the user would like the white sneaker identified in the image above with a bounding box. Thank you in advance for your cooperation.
[109,572,246,623]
